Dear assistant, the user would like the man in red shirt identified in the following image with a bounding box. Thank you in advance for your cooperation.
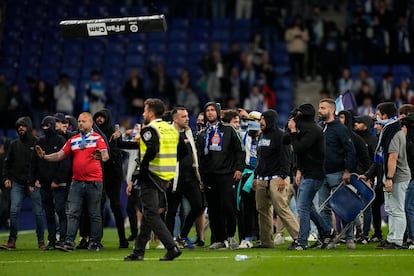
[36,112,109,252]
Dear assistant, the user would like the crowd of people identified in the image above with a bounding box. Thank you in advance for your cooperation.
[1,94,414,261]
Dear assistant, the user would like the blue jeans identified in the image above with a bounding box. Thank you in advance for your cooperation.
[405,180,414,241]
[297,177,331,245]
[40,186,68,244]
[319,172,354,241]
[9,182,44,243]
[65,181,103,246]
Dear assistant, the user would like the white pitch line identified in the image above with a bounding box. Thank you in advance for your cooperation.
[0,254,413,264]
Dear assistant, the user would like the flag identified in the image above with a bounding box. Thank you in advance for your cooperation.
[335,89,358,115]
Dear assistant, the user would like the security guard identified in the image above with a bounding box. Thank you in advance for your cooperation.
[124,98,181,261]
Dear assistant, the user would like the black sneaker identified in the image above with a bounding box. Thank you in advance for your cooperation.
[356,236,369,245]
[377,240,404,250]
[124,252,144,261]
[321,229,335,249]
[76,238,89,249]
[43,243,56,251]
[369,235,383,243]
[88,242,103,252]
[56,243,74,252]
[288,240,308,250]
[159,246,182,261]
[195,238,205,247]
[127,235,136,242]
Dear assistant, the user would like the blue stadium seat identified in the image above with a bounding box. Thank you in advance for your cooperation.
[231,29,251,42]
[126,55,146,67]
[62,54,83,67]
[370,65,390,77]
[212,18,231,29]
[148,32,168,42]
[273,53,290,66]
[191,18,211,30]
[392,65,412,78]
[275,66,291,76]
[211,29,230,42]
[273,42,288,54]
[349,65,368,79]
[168,29,189,42]
[274,77,293,90]
[83,55,104,67]
[106,42,127,55]
[189,42,209,54]
[168,42,187,54]
[167,55,187,67]
[127,42,146,55]
[190,29,210,42]
[105,55,126,68]
[232,19,251,29]
[147,42,167,54]
[171,18,190,29]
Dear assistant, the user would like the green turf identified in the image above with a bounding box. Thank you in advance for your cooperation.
[1,229,413,276]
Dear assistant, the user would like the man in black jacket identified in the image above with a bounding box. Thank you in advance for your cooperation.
[318,98,356,249]
[1,117,45,250]
[254,110,299,248]
[196,102,245,249]
[93,108,129,248]
[32,116,67,250]
[284,103,334,250]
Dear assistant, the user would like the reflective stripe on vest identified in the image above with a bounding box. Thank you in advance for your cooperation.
[140,120,178,181]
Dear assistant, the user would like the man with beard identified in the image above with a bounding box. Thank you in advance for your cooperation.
[36,112,109,252]
[93,109,129,248]
[196,102,245,250]
[124,98,181,261]
[318,98,356,249]
[1,117,45,250]
[32,116,67,250]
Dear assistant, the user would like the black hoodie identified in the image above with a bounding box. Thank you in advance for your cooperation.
[93,108,122,177]
[2,117,37,186]
[338,110,370,174]
[283,104,325,179]
[255,110,291,178]
[196,102,245,175]
[32,116,68,187]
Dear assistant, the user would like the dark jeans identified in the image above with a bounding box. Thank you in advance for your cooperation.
[9,182,44,243]
[237,189,258,241]
[65,181,103,246]
[165,180,203,238]
[372,182,385,238]
[40,186,68,244]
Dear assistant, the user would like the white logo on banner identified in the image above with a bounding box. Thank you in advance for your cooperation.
[87,23,108,36]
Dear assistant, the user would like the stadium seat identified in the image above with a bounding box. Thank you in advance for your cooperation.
[171,18,190,29]
[275,66,291,76]
[392,65,412,78]
[125,55,146,68]
[127,42,146,55]
[168,29,189,42]
[147,42,167,54]
[189,42,209,54]
[349,65,368,79]
[212,18,231,29]
[211,29,230,42]
[168,42,188,54]
[370,65,390,77]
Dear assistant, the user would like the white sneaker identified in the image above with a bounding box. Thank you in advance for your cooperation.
[408,244,414,250]
[228,237,239,250]
[156,242,165,249]
[239,240,253,249]
[346,240,356,249]
[209,242,227,250]
[274,233,285,245]
[145,241,150,250]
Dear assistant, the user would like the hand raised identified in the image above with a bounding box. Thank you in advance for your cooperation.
[35,145,45,158]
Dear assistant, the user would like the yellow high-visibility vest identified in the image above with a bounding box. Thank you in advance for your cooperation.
[140,120,178,181]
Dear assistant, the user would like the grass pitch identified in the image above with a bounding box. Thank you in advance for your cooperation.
[1,229,413,276]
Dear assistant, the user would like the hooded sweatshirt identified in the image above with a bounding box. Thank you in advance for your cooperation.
[255,110,291,178]
[196,102,245,175]
[32,116,68,186]
[283,103,325,179]
[338,110,370,174]
[93,108,122,177]
[2,117,37,186]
